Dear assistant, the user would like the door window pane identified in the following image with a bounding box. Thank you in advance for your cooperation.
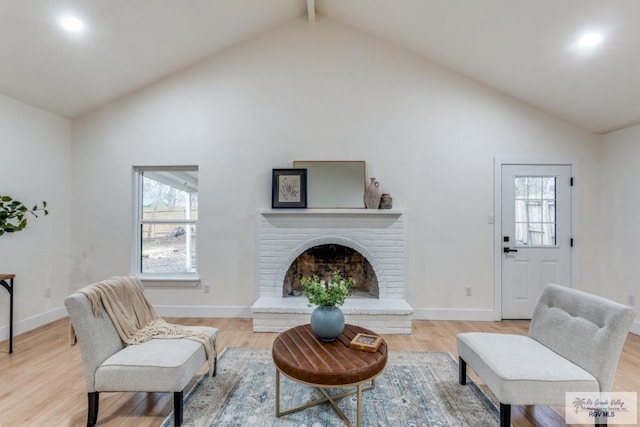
[528,178,542,198]
[543,177,555,199]
[514,176,556,246]
[514,177,528,198]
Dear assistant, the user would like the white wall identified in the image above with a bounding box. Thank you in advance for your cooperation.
[0,94,71,340]
[602,124,640,332]
[70,17,604,318]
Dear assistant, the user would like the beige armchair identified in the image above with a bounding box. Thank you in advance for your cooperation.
[457,284,635,427]
[65,279,218,426]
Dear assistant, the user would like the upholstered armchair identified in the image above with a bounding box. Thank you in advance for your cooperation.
[457,284,635,427]
[65,279,219,426]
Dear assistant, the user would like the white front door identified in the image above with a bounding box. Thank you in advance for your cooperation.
[501,164,572,319]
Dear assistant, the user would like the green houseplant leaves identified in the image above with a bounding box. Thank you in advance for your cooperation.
[0,195,48,236]
[301,270,355,307]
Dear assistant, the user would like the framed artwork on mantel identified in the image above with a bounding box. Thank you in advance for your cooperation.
[272,169,307,208]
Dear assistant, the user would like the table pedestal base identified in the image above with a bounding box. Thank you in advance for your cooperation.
[275,369,377,427]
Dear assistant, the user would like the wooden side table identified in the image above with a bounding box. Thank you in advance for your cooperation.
[272,324,387,426]
[0,274,14,354]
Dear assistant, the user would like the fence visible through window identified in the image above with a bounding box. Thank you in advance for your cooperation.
[514,176,556,246]
[136,167,198,276]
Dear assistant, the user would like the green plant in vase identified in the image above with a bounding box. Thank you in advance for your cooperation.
[301,270,355,342]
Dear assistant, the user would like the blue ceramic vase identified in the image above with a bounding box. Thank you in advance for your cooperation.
[310,305,345,342]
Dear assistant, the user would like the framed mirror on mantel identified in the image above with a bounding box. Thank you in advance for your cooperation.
[293,161,366,209]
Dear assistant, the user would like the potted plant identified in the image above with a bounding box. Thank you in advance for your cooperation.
[301,270,355,341]
[0,195,48,236]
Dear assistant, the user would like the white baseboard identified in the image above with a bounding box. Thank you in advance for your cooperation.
[154,305,252,318]
[0,306,67,342]
[0,305,251,343]
[413,309,640,336]
[3,306,636,340]
[411,308,498,321]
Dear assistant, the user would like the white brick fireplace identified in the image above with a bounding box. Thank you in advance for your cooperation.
[251,209,413,334]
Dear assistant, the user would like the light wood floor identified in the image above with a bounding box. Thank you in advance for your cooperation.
[1,318,638,426]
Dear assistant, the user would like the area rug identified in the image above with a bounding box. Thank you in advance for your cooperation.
[162,347,500,426]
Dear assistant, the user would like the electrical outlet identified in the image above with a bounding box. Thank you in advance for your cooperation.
[44,288,51,298]
[203,284,211,294]
[628,295,636,306]
[465,286,472,297]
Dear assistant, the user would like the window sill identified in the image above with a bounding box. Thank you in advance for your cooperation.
[138,276,200,288]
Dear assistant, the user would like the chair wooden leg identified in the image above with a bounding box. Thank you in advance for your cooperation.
[213,357,217,376]
[459,357,467,385]
[87,392,99,427]
[500,403,511,427]
[174,391,184,426]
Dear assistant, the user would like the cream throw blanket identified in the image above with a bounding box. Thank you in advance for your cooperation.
[71,276,217,377]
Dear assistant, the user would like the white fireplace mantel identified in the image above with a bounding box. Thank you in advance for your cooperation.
[252,208,413,334]
[259,208,404,215]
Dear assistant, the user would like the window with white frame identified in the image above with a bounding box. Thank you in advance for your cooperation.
[134,166,198,278]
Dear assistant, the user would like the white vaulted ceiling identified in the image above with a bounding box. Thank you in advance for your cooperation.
[0,0,306,119]
[319,0,640,134]
[1,0,639,133]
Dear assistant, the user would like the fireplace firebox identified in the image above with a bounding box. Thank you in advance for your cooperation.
[283,244,378,298]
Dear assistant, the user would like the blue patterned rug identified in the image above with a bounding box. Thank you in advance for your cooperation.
[162,347,500,426]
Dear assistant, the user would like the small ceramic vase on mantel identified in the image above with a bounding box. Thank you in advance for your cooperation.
[379,193,393,209]
[364,178,382,209]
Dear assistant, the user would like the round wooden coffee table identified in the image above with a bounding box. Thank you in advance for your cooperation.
[272,323,388,427]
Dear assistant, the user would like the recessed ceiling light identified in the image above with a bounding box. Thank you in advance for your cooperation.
[576,32,603,48]
[60,16,85,33]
